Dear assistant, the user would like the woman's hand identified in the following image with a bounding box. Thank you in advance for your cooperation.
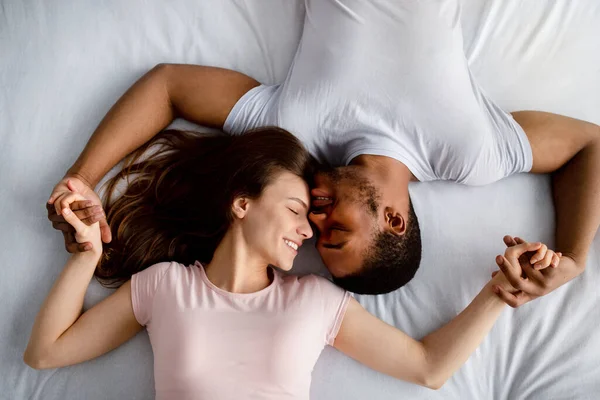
[503,235,562,270]
[53,181,103,258]
[47,175,110,253]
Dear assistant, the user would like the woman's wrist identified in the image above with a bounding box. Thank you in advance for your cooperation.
[70,250,102,266]
[480,282,507,308]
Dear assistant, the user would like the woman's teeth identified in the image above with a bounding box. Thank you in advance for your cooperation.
[284,240,298,251]
[314,196,332,200]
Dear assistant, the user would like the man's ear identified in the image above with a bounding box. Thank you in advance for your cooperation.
[232,197,250,219]
[384,206,406,236]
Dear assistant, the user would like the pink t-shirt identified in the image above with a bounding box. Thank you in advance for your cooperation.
[130,261,351,400]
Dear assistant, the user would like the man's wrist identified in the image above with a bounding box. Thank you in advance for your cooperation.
[64,168,96,189]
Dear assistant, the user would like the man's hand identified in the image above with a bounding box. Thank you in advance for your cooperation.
[491,235,582,308]
[489,241,545,294]
[47,176,110,253]
[59,190,104,260]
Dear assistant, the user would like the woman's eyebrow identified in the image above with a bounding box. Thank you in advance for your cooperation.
[288,197,308,209]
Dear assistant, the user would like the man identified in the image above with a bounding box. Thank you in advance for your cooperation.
[49,0,599,302]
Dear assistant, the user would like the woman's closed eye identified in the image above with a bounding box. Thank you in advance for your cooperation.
[288,208,299,215]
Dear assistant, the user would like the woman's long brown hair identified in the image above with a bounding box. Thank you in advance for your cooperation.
[95,127,314,287]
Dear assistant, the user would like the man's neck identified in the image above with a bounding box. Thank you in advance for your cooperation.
[350,154,416,184]
[349,155,413,219]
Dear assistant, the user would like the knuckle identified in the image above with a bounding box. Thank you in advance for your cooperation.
[513,282,523,290]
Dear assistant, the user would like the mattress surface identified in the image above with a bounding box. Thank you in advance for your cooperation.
[1,1,599,399]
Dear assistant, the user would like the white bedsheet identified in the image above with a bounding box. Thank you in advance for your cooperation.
[1,1,599,399]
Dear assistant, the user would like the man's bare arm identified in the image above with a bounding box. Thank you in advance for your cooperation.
[69,64,259,187]
[498,111,600,306]
[48,64,258,250]
[514,111,600,264]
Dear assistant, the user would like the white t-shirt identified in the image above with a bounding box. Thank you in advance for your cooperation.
[224,0,532,185]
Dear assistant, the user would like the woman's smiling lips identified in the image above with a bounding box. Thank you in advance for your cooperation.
[284,238,300,254]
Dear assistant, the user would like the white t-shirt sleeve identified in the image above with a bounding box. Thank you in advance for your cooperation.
[223,84,281,135]
[475,87,534,181]
[130,262,173,326]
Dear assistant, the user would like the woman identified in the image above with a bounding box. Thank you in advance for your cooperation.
[25,127,557,399]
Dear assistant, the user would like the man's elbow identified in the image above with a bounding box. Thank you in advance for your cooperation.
[23,348,53,370]
[418,374,446,390]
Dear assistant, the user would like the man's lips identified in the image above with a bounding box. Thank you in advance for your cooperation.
[311,188,332,198]
[311,188,334,208]
[312,197,333,208]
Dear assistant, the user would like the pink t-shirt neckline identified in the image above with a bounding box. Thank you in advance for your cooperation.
[194,260,279,298]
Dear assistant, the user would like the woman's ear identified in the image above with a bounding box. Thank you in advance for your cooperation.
[384,206,406,236]
[232,197,250,219]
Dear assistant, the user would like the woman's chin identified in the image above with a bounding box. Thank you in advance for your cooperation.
[274,259,294,271]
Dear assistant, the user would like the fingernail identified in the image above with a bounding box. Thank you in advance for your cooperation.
[496,255,503,264]
[493,286,500,294]
[534,263,541,269]
[84,244,92,251]
[62,208,71,215]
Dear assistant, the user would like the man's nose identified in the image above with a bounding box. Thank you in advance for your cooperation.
[308,211,326,232]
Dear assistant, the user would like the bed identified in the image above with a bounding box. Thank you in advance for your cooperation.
[2,0,599,399]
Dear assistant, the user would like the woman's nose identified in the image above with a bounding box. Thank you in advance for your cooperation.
[298,219,314,239]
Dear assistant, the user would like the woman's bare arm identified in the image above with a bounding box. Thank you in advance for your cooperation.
[334,285,504,389]
[333,241,545,389]
[25,193,143,369]
[23,254,142,369]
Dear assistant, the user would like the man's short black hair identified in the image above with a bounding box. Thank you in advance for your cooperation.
[332,201,421,295]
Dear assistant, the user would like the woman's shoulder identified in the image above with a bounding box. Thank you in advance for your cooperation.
[134,260,200,284]
[280,272,344,293]
[133,261,174,280]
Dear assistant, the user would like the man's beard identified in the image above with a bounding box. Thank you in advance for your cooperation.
[317,166,380,216]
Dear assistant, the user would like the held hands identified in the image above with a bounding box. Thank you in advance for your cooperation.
[47,175,110,253]
[490,235,568,308]
[50,180,103,259]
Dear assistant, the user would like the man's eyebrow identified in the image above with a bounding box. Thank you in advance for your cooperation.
[289,197,308,209]
[323,241,348,249]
